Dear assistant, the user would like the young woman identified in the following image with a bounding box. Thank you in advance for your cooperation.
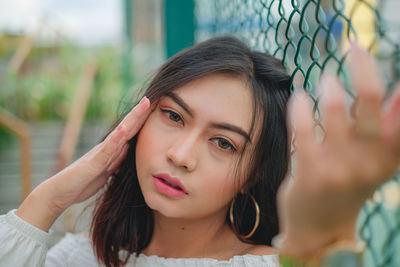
[1,36,399,267]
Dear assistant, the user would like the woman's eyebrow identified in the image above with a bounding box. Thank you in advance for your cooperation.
[210,123,251,143]
[165,92,193,117]
[165,92,251,142]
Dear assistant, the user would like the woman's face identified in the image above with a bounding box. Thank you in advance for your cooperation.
[135,73,254,219]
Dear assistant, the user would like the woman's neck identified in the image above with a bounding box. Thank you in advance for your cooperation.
[142,209,248,260]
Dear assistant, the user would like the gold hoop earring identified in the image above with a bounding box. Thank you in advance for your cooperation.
[229,193,260,239]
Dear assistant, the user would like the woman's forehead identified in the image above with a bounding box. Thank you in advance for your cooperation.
[172,73,253,111]
[166,73,254,130]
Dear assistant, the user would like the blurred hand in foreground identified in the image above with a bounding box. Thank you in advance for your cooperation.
[277,43,400,255]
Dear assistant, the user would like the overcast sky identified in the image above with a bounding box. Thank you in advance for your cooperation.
[0,0,122,45]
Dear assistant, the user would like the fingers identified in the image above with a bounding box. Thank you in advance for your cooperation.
[319,75,349,146]
[289,90,315,161]
[382,83,400,156]
[383,83,400,130]
[118,96,151,141]
[91,125,126,169]
[349,43,384,133]
[91,96,151,170]
[107,143,129,174]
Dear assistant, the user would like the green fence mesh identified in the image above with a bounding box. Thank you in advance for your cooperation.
[195,0,400,266]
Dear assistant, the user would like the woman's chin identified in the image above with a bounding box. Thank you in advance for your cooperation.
[144,195,185,219]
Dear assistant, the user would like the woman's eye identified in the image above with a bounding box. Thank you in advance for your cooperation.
[213,138,236,152]
[161,109,183,123]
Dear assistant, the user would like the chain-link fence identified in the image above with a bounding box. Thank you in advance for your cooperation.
[195,0,400,266]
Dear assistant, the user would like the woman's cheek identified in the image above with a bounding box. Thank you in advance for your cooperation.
[137,112,176,159]
[136,113,160,162]
[202,162,237,196]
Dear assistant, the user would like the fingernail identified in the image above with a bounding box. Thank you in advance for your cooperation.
[290,90,307,116]
[349,41,362,54]
[319,75,333,103]
[139,96,147,105]
[349,40,358,50]
[315,74,326,99]
[349,41,370,61]
[294,89,308,102]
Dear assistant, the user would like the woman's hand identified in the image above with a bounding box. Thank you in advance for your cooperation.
[16,97,152,231]
[277,43,400,256]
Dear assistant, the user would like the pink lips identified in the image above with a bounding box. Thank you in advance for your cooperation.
[152,173,188,198]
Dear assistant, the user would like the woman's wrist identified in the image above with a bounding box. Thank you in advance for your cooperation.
[15,180,64,232]
[277,224,358,257]
[273,234,365,267]
[275,234,355,258]
[277,213,359,256]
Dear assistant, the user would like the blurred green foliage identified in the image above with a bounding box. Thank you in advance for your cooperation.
[0,128,15,149]
[0,34,126,123]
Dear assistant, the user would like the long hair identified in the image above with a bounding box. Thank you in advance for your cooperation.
[90,36,291,267]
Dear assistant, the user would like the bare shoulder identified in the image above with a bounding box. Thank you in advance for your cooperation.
[243,244,277,256]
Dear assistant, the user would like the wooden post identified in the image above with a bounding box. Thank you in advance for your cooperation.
[0,109,31,200]
[57,61,98,233]
[8,36,33,74]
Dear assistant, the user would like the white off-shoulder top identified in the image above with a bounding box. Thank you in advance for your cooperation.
[0,210,280,267]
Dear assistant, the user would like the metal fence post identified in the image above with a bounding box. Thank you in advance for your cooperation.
[123,0,134,92]
[164,0,195,58]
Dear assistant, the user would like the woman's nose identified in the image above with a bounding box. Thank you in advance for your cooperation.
[166,133,198,171]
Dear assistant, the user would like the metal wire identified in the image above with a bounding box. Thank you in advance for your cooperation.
[196,1,400,266]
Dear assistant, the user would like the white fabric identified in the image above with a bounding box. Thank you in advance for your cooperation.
[0,210,280,266]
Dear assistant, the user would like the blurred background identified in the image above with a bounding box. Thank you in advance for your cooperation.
[0,0,399,266]
[0,0,166,248]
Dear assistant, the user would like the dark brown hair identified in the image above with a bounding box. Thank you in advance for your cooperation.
[90,36,291,267]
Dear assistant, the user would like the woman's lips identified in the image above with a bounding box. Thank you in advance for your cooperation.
[152,174,188,198]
